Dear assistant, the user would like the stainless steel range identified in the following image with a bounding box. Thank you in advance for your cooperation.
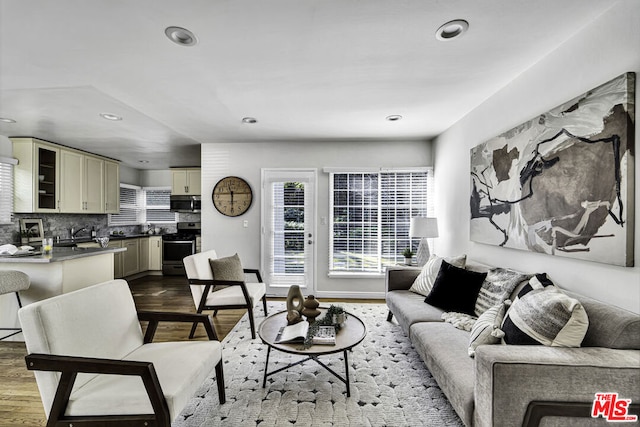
[162,222,200,276]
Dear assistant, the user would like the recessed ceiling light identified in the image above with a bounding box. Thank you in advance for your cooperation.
[100,113,122,121]
[386,115,402,121]
[242,117,258,124]
[0,117,16,123]
[435,19,469,41]
[165,26,198,46]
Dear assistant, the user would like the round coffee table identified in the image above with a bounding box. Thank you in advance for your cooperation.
[258,308,366,397]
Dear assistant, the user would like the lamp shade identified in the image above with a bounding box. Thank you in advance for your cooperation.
[410,217,439,238]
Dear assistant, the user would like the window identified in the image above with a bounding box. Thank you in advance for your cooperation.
[329,168,433,274]
[109,185,176,225]
[0,159,16,224]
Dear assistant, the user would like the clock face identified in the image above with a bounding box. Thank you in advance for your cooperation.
[212,176,253,217]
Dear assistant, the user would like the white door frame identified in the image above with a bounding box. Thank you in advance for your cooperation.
[261,168,317,297]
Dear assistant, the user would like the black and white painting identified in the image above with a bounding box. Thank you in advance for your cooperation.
[470,72,635,267]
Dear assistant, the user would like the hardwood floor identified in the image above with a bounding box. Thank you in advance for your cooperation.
[0,274,382,426]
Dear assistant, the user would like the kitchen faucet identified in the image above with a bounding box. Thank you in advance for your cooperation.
[70,226,87,239]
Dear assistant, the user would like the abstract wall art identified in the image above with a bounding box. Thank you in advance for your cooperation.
[470,72,635,267]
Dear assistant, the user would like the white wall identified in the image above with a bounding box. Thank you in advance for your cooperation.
[433,0,640,313]
[0,135,12,158]
[139,169,172,187]
[119,164,141,186]
[201,140,432,298]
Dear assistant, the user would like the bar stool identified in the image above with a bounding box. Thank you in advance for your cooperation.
[0,270,30,340]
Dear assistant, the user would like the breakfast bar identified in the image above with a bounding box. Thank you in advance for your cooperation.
[0,246,126,340]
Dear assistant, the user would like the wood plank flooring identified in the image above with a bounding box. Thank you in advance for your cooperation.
[0,274,382,426]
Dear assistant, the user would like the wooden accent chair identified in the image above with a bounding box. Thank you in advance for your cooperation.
[19,279,225,427]
[183,250,267,339]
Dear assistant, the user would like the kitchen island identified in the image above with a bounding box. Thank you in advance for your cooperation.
[0,246,126,341]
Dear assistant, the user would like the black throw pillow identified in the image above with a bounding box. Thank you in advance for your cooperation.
[424,260,487,315]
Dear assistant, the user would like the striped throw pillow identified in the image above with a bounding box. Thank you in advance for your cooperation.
[409,254,466,296]
[500,274,589,347]
[468,299,511,357]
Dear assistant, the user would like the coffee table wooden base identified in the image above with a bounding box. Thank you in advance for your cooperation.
[262,346,352,396]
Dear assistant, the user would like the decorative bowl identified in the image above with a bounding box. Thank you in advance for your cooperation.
[95,237,110,248]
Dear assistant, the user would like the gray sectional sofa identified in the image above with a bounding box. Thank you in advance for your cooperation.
[385,261,640,427]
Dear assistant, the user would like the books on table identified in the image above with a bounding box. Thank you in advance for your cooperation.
[275,322,336,345]
[275,321,308,344]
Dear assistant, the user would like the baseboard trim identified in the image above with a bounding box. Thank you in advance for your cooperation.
[312,290,386,300]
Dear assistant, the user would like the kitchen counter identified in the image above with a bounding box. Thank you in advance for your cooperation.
[54,233,161,247]
[0,246,126,263]
[0,246,125,340]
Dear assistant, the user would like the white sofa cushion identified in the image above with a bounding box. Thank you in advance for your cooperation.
[66,340,222,419]
[203,281,266,307]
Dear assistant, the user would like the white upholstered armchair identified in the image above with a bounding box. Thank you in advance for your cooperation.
[18,279,225,427]
[183,250,268,339]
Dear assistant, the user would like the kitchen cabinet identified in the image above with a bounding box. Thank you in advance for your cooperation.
[59,152,104,213]
[149,236,162,270]
[108,240,124,278]
[122,238,140,277]
[104,160,120,213]
[138,236,161,272]
[171,168,201,195]
[83,156,104,213]
[139,237,149,271]
[13,139,60,213]
[59,150,83,212]
[12,138,119,214]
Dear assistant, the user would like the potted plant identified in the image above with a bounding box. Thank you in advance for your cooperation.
[402,247,414,265]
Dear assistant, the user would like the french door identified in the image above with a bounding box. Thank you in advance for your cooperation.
[261,169,316,297]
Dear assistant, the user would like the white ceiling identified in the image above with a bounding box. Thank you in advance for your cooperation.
[0,0,616,170]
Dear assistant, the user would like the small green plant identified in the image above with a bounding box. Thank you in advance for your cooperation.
[402,247,414,258]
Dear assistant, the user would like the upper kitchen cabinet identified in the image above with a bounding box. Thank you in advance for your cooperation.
[59,151,104,213]
[104,160,120,214]
[83,155,105,213]
[13,138,60,213]
[12,138,119,214]
[171,168,201,195]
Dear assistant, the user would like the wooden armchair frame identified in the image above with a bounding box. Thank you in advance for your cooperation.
[187,268,268,339]
[25,311,225,427]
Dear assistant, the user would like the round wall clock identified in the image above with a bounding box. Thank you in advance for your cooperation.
[212,176,253,217]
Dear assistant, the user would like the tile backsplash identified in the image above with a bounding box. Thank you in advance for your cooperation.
[0,213,199,245]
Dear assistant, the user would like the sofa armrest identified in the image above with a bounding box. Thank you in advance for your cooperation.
[25,353,170,426]
[138,311,219,342]
[474,345,640,427]
[385,266,422,292]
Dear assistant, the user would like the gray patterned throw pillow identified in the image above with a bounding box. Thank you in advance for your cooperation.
[474,267,531,316]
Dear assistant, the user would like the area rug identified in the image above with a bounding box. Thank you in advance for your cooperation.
[173,302,463,427]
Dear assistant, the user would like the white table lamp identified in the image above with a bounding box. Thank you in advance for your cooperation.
[410,217,438,266]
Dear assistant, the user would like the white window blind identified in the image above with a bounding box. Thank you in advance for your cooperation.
[330,168,432,273]
[109,184,142,225]
[0,161,14,224]
[109,185,177,225]
[144,188,176,223]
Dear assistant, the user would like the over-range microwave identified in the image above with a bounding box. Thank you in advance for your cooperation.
[170,195,201,213]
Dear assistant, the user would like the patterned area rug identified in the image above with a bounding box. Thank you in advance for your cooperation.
[174,302,463,427]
